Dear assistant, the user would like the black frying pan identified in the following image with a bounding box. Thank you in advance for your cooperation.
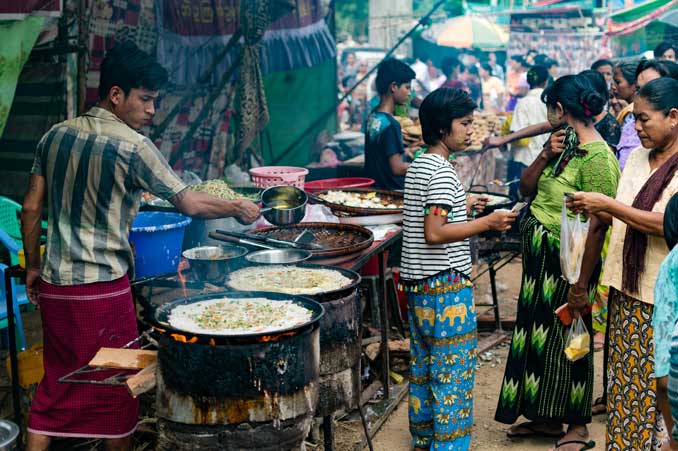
[138,290,324,343]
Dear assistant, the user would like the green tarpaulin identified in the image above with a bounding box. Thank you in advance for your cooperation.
[263,58,336,167]
[0,15,44,138]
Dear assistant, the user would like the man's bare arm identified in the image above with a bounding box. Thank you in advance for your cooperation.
[169,189,260,224]
[21,174,46,270]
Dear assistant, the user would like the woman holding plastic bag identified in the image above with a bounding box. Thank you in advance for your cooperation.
[569,77,678,451]
[495,75,621,451]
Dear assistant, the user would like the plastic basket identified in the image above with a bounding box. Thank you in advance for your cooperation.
[249,166,308,189]
[304,177,375,193]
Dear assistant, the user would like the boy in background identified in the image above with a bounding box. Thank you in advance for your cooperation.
[364,58,416,190]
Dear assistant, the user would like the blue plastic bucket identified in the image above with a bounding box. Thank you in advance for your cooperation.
[129,212,192,279]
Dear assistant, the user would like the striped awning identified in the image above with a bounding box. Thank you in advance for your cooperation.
[607,0,678,35]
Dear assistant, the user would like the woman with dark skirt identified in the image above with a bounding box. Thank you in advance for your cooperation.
[495,75,621,451]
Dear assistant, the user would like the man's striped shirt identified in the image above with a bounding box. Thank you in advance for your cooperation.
[400,153,472,281]
[31,107,187,285]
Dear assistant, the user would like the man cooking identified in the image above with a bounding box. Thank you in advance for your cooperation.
[20,41,259,451]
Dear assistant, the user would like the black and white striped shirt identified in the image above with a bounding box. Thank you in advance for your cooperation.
[400,154,472,281]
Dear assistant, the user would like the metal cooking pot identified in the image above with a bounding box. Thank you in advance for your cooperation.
[245,248,311,265]
[0,420,19,451]
[260,186,307,226]
[182,245,248,284]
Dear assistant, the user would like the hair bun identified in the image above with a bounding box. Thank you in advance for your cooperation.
[581,89,605,117]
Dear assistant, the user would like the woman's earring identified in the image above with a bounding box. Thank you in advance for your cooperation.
[672,123,676,129]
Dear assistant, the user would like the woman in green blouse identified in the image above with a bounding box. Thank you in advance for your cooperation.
[495,75,621,451]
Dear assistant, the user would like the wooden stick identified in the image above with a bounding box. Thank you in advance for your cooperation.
[126,363,157,398]
[88,348,157,370]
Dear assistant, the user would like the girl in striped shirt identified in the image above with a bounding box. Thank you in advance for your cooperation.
[401,87,517,451]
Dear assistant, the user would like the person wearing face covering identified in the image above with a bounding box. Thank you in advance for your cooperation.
[569,77,678,451]
[495,75,620,451]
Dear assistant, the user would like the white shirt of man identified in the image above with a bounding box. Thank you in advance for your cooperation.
[510,87,548,167]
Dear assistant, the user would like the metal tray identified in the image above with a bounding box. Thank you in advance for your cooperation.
[310,188,404,216]
[250,222,374,258]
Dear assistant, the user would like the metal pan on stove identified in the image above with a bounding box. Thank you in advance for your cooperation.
[225,263,362,303]
[138,290,324,343]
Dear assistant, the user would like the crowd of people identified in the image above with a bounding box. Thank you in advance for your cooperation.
[363,39,678,451]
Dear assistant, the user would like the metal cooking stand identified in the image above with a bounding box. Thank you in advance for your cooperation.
[472,237,522,331]
[57,330,157,386]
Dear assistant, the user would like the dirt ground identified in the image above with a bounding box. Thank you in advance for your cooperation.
[3,253,607,451]
[369,345,606,451]
[343,255,608,451]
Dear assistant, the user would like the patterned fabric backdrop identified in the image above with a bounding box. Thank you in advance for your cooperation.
[84,0,335,178]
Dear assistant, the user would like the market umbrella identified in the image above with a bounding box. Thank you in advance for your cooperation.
[432,16,509,49]
[658,9,678,28]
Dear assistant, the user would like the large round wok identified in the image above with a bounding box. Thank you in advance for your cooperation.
[138,290,324,344]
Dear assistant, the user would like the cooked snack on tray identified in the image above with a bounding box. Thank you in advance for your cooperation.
[227,266,353,295]
[394,116,424,147]
[168,297,312,335]
[318,190,403,210]
[190,179,258,200]
[469,112,501,150]
[484,194,510,206]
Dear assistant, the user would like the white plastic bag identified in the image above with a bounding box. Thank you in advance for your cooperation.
[559,197,589,284]
[564,316,590,362]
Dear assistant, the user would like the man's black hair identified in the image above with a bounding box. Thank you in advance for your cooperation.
[464,64,479,76]
[661,60,678,80]
[545,58,558,68]
[533,54,549,65]
[654,41,675,59]
[441,57,462,78]
[527,65,549,89]
[375,58,416,96]
[591,59,614,71]
[98,41,168,100]
[419,88,477,146]
[635,59,670,80]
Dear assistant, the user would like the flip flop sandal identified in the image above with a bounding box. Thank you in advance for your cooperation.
[553,439,596,451]
[506,421,565,438]
[592,396,606,416]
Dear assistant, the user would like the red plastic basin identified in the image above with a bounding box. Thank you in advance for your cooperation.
[304,177,375,193]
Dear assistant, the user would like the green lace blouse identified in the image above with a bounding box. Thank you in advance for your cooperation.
[530,141,621,236]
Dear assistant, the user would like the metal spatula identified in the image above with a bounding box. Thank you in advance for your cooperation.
[294,229,317,246]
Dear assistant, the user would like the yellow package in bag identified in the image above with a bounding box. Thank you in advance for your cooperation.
[564,317,590,362]
[6,344,44,389]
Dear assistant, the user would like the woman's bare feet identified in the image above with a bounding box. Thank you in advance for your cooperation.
[507,421,563,438]
[549,425,591,451]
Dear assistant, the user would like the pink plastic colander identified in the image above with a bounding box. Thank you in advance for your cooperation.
[249,166,309,189]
